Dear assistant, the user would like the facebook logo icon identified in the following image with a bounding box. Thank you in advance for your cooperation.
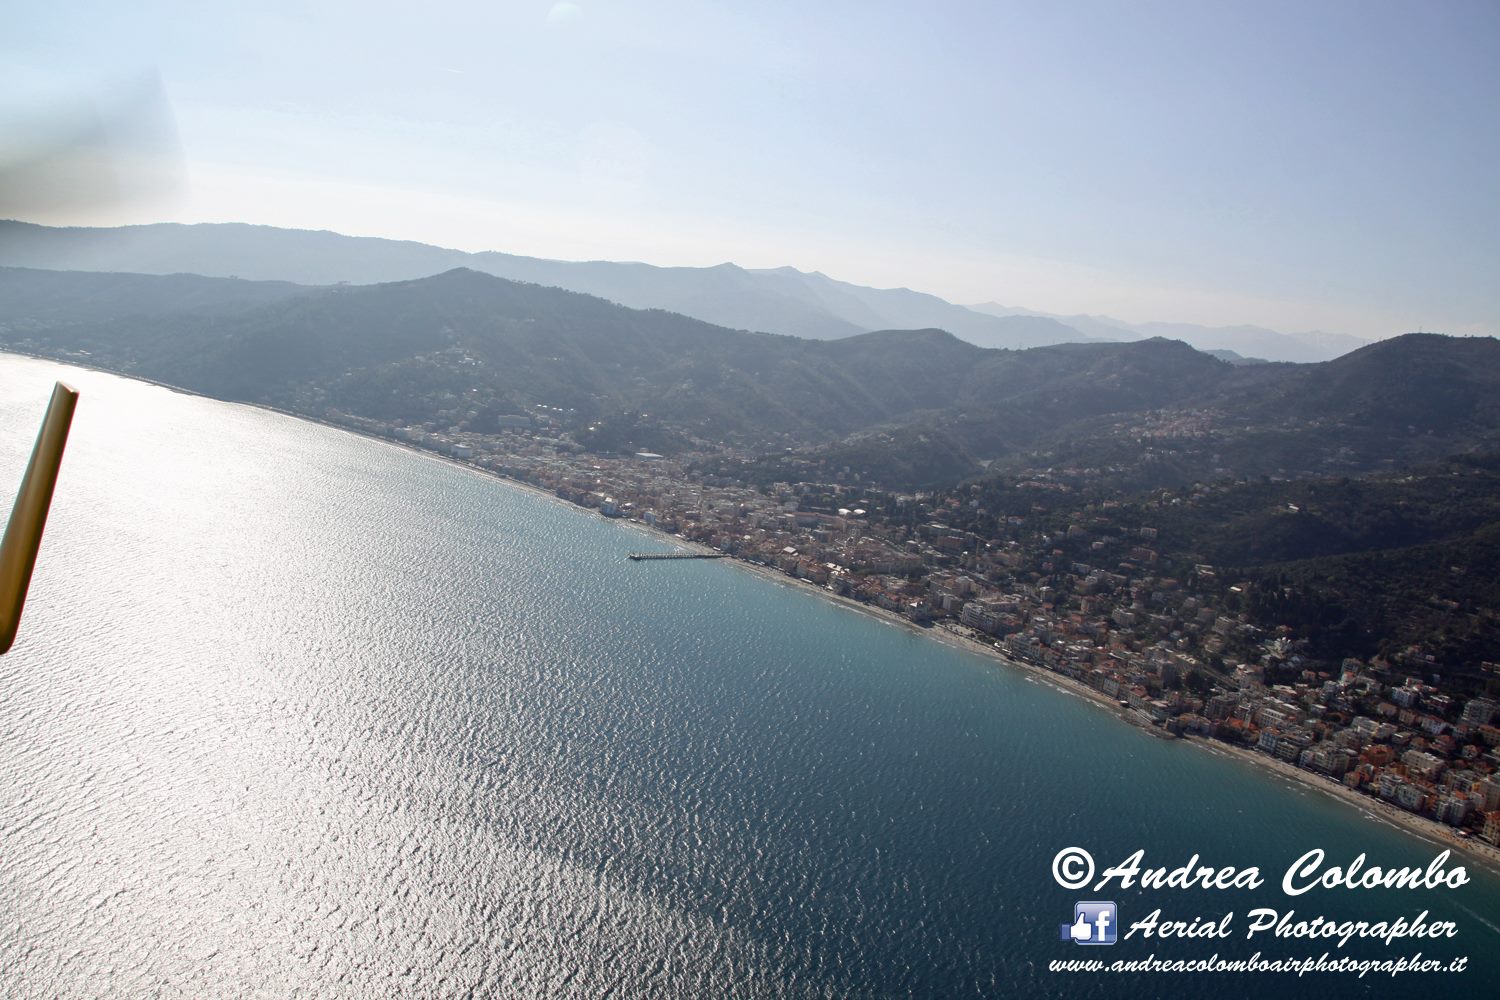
[1060,901,1118,945]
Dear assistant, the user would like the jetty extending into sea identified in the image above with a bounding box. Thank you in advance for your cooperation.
[626,552,726,561]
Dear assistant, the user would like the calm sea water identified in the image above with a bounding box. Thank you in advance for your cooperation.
[1,354,1497,998]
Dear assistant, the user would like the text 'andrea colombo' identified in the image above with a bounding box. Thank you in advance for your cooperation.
[1061,848,1472,896]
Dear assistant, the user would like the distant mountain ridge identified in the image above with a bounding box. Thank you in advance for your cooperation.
[0,219,1390,361]
[0,220,1092,351]
[967,301,1371,364]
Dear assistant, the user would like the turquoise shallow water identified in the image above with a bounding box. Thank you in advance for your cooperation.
[1,354,1497,998]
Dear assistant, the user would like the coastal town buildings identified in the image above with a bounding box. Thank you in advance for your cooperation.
[329,408,1500,851]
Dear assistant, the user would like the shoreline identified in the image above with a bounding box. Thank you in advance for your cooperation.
[589,495,1500,877]
[724,551,1500,877]
[7,348,1500,878]
[616,522,1157,727]
[1184,734,1500,873]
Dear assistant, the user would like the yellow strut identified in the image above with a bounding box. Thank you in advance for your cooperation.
[0,382,78,655]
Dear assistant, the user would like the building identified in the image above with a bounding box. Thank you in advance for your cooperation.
[1461,698,1498,727]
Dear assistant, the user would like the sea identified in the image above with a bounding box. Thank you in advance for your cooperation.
[2,354,1497,998]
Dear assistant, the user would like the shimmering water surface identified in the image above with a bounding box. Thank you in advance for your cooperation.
[2,355,1498,998]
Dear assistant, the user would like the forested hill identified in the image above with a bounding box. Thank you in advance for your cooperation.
[0,267,1187,442]
[2,265,1497,491]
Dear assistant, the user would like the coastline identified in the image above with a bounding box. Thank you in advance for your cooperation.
[1184,734,1500,873]
[604,503,1500,876]
[7,348,1500,878]
[725,549,1500,877]
[731,557,1153,724]
[615,522,1147,726]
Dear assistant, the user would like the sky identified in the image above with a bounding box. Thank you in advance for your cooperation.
[3,1,1498,339]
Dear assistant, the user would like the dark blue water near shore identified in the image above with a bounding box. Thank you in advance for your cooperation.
[2,355,1497,998]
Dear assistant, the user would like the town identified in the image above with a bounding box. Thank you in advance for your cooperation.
[326,404,1500,859]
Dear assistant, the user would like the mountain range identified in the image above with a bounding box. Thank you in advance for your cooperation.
[0,220,1372,361]
[3,234,1494,689]
[2,264,1495,492]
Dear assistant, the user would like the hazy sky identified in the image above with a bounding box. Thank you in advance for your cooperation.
[4,1,1497,338]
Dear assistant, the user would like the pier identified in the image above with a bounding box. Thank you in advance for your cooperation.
[627,552,726,561]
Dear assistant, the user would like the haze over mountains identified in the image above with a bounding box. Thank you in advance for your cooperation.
[0,220,1370,361]
[967,303,1371,365]
[3,214,1493,494]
